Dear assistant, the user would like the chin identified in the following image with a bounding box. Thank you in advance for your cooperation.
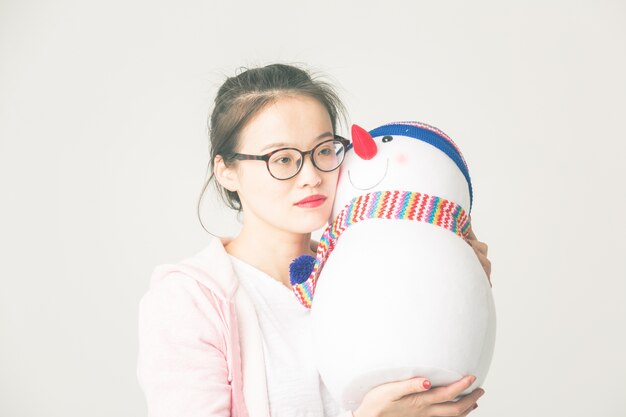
[286,214,330,234]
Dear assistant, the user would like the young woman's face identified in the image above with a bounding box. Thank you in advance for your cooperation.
[228,95,339,235]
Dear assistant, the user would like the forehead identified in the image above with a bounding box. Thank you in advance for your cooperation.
[237,95,333,153]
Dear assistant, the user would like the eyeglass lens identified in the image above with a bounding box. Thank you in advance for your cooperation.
[268,140,346,179]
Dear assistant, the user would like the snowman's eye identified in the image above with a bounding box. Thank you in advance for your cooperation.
[382,136,393,143]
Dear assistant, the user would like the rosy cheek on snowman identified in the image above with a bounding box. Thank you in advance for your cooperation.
[395,153,409,165]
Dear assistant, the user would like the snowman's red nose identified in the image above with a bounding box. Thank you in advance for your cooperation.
[351,124,377,160]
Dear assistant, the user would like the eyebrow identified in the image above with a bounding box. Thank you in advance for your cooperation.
[258,132,334,153]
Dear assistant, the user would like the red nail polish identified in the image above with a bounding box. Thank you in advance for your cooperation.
[423,379,431,389]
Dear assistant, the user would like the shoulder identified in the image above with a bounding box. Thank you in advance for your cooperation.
[139,273,227,341]
[137,238,241,346]
[147,236,239,300]
[140,271,220,315]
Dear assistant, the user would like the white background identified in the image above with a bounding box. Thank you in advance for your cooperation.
[1,1,625,416]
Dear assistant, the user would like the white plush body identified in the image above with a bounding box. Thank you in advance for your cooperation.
[310,125,496,411]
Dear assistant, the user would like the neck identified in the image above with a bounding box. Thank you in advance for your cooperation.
[225,219,316,288]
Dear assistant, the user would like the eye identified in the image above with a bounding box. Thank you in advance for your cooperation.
[270,150,295,165]
[317,146,333,156]
[273,156,292,165]
[382,135,393,143]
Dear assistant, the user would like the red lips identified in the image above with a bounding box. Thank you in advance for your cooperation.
[294,194,327,208]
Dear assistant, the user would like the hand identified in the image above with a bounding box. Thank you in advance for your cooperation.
[353,375,484,417]
[464,225,492,287]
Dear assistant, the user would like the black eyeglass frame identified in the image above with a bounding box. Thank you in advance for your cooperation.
[224,135,350,180]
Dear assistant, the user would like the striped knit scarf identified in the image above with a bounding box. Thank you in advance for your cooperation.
[290,190,471,309]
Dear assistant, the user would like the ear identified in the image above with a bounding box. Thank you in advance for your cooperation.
[213,155,240,192]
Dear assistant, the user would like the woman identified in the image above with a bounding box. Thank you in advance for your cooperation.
[137,63,491,417]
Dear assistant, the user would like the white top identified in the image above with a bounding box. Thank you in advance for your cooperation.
[229,255,343,417]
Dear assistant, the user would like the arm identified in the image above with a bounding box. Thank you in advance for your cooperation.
[137,273,231,417]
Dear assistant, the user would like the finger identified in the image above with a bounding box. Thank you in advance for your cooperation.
[431,403,477,417]
[429,389,484,417]
[458,403,479,417]
[421,375,476,404]
[471,241,488,257]
[475,252,492,278]
[383,377,431,400]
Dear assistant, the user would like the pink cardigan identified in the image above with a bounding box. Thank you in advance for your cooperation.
[137,237,352,417]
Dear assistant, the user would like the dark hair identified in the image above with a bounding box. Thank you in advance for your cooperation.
[197,63,347,233]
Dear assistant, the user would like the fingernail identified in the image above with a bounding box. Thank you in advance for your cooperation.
[423,379,431,389]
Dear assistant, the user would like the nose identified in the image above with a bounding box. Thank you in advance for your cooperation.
[296,153,322,187]
[352,124,377,160]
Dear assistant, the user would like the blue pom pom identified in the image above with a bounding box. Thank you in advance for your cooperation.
[289,255,316,286]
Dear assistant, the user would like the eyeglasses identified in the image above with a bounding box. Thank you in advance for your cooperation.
[225,135,350,180]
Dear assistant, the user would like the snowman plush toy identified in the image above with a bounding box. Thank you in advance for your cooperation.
[290,121,496,412]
